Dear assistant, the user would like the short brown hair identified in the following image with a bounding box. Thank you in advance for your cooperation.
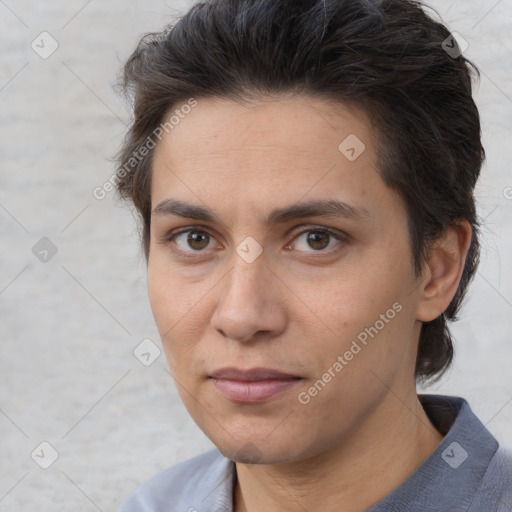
[115,0,484,383]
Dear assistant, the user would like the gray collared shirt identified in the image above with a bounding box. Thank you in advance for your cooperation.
[119,395,512,511]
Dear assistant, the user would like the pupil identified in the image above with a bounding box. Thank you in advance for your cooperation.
[308,232,329,250]
[188,231,209,250]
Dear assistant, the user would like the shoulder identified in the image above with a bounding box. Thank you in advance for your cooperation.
[470,445,512,511]
[119,448,234,512]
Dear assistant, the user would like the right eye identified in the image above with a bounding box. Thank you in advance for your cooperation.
[168,228,220,257]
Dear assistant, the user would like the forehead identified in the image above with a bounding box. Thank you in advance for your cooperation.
[154,95,375,164]
[150,95,398,224]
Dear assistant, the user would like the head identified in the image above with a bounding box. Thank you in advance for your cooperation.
[116,0,483,463]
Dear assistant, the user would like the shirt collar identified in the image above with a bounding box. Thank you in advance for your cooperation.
[196,395,499,512]
[367,395,499,511]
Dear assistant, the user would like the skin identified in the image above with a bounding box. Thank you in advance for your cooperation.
[148,95,471,512]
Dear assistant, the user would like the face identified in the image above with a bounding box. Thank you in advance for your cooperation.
[148,95,425,464]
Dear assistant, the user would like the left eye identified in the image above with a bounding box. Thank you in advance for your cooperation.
[291,229,341,252]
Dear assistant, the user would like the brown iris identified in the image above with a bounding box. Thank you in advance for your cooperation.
[187,231,210,250]
[307,231,330,250]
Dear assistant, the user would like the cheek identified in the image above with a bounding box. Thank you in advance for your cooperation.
[312,262,413,365]
[316,278,383,333]
[147,252,191,327]
[147,259,185,359]
[148,258,210,371]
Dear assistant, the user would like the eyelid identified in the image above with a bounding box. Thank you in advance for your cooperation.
[160,225,216,243]
[288,223,346,238]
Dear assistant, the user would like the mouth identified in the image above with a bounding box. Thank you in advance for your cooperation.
[208,367,303,404]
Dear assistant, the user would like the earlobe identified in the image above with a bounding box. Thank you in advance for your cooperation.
[416,221,472,323]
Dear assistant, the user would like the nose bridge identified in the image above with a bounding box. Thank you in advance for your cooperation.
[211,249,286,342]
[223,227,267,296]
[224,251,268,307]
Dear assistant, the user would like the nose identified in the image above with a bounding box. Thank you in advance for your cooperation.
[211,254,287,344]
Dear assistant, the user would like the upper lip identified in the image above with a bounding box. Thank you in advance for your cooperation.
[209,367,301,381]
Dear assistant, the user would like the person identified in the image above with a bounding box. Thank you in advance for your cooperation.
[116,0,512,510]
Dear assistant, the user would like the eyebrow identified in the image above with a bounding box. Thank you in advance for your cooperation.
[152,198,370,225]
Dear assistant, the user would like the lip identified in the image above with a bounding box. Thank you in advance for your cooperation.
[209,367,300,381]
[209,367,302,404]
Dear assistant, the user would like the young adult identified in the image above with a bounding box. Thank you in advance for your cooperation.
[116,0,512,510]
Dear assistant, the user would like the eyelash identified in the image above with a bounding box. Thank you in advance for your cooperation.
[162,225,346,259]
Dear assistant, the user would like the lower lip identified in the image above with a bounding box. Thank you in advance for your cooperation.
[210,378,300,403]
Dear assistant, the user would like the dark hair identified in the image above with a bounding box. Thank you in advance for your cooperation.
[115,0,484,383]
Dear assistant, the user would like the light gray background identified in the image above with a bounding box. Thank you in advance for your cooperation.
[0,1,511,510]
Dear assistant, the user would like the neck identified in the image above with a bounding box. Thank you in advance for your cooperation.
[234,391,443,512]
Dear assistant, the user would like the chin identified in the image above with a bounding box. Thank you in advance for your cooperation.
[214,434,307,465]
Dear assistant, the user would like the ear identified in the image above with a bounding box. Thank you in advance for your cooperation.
[416,221,472,322]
